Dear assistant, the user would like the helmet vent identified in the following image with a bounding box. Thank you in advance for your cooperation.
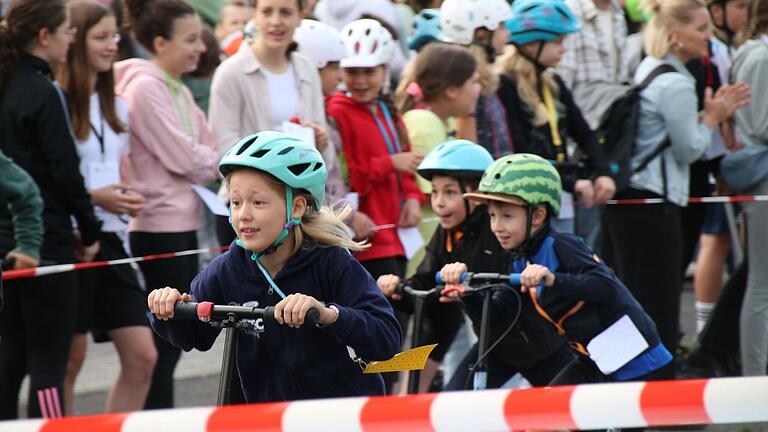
[495,173,501,179]
[277,146,295,155]
[287,163,311,176]
[236,136,259,155]
[252,149,270,158]
[312,162,324,172]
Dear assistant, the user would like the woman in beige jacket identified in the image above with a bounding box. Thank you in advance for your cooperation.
[208,0,335,246]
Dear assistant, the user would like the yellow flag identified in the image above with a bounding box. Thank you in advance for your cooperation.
[363,344,437,374]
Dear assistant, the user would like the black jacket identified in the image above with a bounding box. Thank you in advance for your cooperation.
[409,205,566,369]
[0,54,100,261]
[496,73,612,192]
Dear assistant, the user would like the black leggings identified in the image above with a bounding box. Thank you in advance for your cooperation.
[0,271,77,419]
[131,231,199,410]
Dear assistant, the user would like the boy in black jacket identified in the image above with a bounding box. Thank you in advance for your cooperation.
[378,140,573,391]
[442,153,673,384]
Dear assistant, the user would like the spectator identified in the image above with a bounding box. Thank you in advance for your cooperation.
[440,0,514,159]
[208,0,331,248]
[0,151,43,311]
[116,0,219,409]
[732,0,768,377]
[0,0,101,419]
[57,2,157,414]
[601,0,749,378]
[497,0,616,234]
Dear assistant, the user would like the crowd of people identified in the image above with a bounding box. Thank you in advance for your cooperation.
[0,0,766,421]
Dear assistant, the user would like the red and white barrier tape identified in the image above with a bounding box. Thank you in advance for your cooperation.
[1,377,766,431]
[1,218,443,281]
[607,194,768,205]
[1,246,228,281]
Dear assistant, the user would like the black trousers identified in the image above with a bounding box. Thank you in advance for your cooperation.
[0,272,77,419]
[362,256,407,394]
[602,188,683,379]
[131,231,199,410]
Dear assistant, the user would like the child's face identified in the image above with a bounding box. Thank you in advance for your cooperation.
[522,36,566,68]
[342,66,385,103]
[229,170,287,252]
[487,200,532,251]
[446,70,481,117]
[319,62,342,97]
[216,4,251,41]
[431,176,467,230]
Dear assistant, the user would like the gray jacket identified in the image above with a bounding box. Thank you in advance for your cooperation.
[629,55,712,206]
[732,35,768,148]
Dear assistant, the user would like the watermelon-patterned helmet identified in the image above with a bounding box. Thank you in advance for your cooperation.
[464,153,562,216]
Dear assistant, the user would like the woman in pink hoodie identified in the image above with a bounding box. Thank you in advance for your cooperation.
[115,0,218,410]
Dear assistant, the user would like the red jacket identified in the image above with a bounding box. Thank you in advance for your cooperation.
[327,93,424,262]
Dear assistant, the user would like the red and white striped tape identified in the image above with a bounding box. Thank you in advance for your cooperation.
[1,246,229,281]
[606,194,768,205]
[1,218,443,281]
[1,377,766,431]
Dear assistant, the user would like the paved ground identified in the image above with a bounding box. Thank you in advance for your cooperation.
[14,276,768,431]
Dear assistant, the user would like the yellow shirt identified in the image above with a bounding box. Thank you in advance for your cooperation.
[403,109,452,193]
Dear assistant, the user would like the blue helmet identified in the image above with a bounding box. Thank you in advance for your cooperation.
[407,8,442,51]
[506,0,580,46]
[417,139,494,181]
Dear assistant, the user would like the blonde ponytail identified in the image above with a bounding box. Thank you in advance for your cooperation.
[290,202,368,255]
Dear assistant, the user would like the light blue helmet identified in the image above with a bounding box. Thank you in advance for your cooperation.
[417,139,494,181]
[407,8,442,51]
[220,131,327,255]
[506,0,580,46]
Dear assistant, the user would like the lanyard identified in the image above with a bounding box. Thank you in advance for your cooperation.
[90,116,105,160]
[541,81,566,162]
[370,99,404,202]
[164,72,195,137]
[371,100,402,155]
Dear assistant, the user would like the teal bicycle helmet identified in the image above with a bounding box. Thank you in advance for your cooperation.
[408,8,442,51]
[220,131,327,255]
[506,0,580,46]
[417,139,494,180]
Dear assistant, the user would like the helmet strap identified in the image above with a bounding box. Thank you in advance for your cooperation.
[514,42,548,74]
[509,204,535,259]
[471,38,496,63]
[233,186,301,258]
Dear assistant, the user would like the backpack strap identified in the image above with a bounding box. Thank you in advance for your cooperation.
[632,63,678,175]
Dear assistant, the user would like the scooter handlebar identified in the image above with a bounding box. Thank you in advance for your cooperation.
[172,301,321,327]
[434,272,521,285]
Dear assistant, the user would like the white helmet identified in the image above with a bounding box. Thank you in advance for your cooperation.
[441,0,511,45]
[481,0,513,31]
[339,19,394,68]
[294,19,347,69]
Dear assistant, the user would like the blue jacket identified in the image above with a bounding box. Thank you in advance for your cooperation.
[512,224,672,380]
[151,241,402,402]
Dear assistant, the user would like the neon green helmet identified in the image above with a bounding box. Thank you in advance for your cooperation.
[220,131,327,255]
[465,153,562,216]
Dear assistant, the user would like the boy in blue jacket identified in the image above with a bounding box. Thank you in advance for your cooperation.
[148,132,401,402]
[379,141,574,391]
[441,153,672,383]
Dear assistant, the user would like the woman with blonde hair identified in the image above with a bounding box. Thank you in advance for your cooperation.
[601,0,749,377]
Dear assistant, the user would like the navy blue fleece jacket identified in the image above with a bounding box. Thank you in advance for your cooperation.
[150,241,402,402]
